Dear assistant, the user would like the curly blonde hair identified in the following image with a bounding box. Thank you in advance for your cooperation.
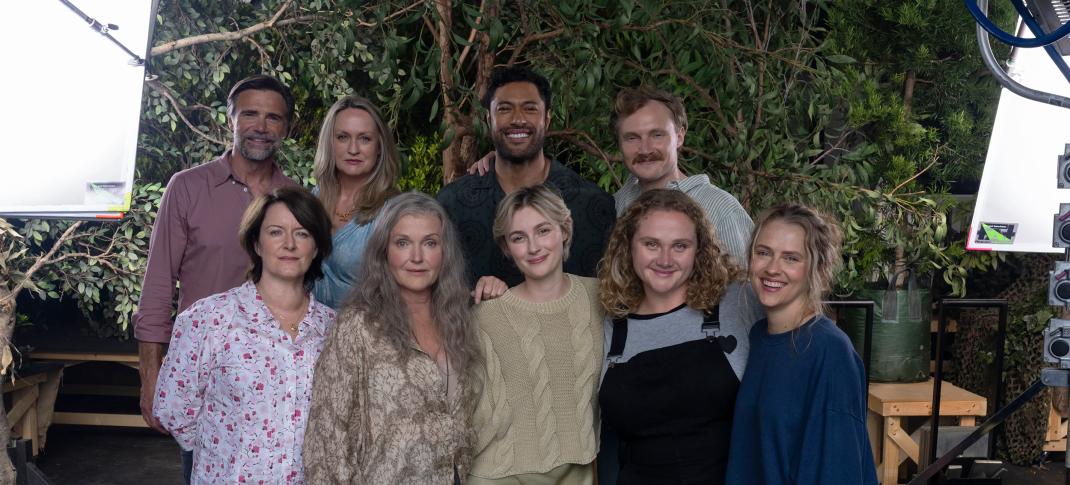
[598,189,741,317]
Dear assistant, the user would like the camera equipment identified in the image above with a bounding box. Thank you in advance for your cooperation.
[913,1,1070,484]
[1053,204,1070,247]
[1049,261,1070,305]
[1045,319,1070,366]
[1058,144,1070,188]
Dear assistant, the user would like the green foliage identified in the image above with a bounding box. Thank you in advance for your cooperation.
[399,134,444,194]
[6,184,163,337]
[5,0,1019,337]
[817,0,1015,294]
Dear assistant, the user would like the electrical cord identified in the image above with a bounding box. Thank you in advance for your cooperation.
[965,0,1070,48]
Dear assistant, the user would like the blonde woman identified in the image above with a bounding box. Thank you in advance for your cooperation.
[470,184,603,484]
[597,189,762,484]
[311,95,400,309]
[726,204,876,485]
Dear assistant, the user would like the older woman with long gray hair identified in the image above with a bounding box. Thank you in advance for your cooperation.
[303,192,478,484]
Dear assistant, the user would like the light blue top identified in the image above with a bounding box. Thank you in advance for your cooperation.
[312,210,379,311]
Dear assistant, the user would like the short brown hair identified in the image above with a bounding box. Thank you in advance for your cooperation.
[610,86,688,137]
[598,189,739,318]
[492,183,573,262]
[226,74,296,126]
[238,187,333,290]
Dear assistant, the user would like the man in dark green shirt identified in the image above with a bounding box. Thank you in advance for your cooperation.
[437,66,614,286]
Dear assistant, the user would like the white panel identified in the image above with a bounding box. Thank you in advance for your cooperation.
[969,40,1070,253]
[0,1,153,216]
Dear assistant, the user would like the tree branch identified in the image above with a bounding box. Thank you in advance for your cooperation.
[150,1,320,57]
[354,0,426,27]
[548,129,619,164]
[889,148,942,195]
[1,222,84,304]
[146,79,227,147]
[507,28,566,65]
[457,0,486,67]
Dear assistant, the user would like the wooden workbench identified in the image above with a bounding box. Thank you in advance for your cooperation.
[867,379,987,484]
[27,351,145,428]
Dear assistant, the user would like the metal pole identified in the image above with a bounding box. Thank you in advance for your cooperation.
[993,302,1008,458]
[927,299,1009,481]
[908,376,1048,484]
[930,301,948,481]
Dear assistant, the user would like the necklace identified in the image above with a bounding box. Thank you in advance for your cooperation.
[335,205,357,222]
[264,296,308,334]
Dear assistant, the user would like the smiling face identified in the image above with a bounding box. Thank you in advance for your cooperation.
[331,108,381,184]
[230,89,288,162]
[489,81,549,164]
[631,209,697,312]
[505,206,567,282]
[749,219,812,320]
[618,101,685,191]
[387,213,444,300]
[256,202,317,284]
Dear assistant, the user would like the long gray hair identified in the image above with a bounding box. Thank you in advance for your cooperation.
[344,192,477,373]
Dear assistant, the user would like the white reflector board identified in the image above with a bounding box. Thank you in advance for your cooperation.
[0,1,154,218]
[969,37,1070,253]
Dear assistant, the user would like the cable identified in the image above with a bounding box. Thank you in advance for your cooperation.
[975,0,1070,108]
[1008,0,1070,83]
[965,0,1070,48]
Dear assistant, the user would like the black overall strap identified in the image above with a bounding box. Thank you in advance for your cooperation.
[607,316,629,360]
[700,305,721,338]
[702,305,738,355]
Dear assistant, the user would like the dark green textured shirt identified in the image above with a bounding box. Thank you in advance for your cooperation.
[436,160,615,286]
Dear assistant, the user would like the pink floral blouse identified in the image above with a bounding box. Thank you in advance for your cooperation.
[154,281,335,484]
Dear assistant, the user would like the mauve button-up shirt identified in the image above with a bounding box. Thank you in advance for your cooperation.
[134,152,297,343]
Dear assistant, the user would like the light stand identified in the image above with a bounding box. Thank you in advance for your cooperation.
[56,0,145,66]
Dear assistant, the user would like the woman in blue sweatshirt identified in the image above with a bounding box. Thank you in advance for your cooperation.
[726,204,877,485]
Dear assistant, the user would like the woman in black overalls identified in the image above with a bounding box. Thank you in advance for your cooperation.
[596,189,762,484]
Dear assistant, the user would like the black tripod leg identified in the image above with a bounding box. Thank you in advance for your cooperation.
[910,377,1047,485]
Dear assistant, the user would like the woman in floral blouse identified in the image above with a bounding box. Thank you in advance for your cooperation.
[303,192,479,484]
[153,187,336,484]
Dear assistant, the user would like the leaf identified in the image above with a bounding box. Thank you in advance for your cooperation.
[826,54,856,64]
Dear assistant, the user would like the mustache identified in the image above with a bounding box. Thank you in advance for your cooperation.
[633,153,664,163]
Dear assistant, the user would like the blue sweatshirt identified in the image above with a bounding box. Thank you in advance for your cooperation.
[726,315,878,485]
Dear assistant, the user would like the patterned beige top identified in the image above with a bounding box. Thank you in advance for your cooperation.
[302,309,473,484]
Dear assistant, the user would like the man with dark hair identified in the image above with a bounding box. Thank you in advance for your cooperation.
[134,74,298,484]
[611,86,753,263]
[437,66,614,286]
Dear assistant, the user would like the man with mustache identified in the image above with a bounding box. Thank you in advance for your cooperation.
[134,74,298,484]
[437,66,615,286]
[611,86,752,264]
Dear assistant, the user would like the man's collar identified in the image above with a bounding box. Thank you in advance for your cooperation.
[670,173,710,191]
[621,172,709,193]
[209,150,285,187]
[207,151,238,187]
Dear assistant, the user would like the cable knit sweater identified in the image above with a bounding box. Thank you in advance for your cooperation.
[470,274,604,480]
